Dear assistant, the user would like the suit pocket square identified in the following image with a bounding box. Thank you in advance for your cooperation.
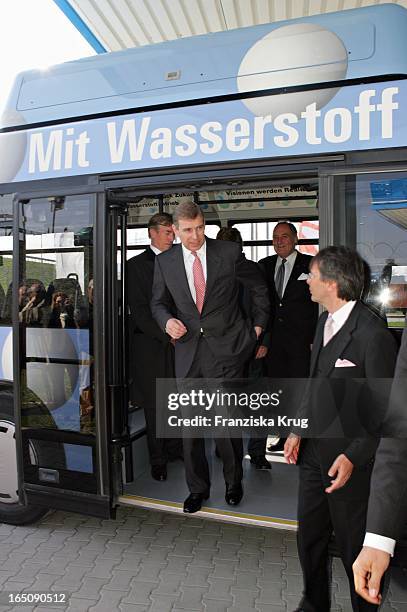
[297,273,309,280]
[335,358,357,368]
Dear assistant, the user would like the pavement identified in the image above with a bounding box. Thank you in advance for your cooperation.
[0,506,406,612]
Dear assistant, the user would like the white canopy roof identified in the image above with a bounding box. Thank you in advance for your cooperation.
[59,0,407,52]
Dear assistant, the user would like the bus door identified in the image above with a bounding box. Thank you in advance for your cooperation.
[12,191,113,519]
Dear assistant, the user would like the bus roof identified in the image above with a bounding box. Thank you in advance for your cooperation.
[3,3,407,129]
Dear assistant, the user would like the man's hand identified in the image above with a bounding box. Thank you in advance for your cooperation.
[284,435,301,464]
[165,318,187,340]
[254,325,262,339]
[255,345,268,359]
[353,546,390,605]
[325,453,353,493]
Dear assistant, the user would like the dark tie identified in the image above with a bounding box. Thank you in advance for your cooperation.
[275,258,287,299]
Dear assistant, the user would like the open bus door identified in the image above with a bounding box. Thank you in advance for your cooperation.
[7,189,116,522]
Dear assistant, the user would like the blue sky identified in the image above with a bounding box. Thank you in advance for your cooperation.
[0,0,95,114]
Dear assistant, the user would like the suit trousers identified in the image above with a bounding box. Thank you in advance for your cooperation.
[183,336,244,494]
[297,440,378,612]
[143,401,183,467]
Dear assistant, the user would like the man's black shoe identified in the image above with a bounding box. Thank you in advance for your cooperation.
[250,456,271,470]
[151,465,167,481]
[225,483,243,505]
[183,492,209,513]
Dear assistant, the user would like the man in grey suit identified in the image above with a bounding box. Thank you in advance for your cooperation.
[151,201,269,513]
[353,324,407,606]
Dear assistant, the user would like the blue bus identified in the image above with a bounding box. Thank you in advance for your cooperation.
[0,3,406,542]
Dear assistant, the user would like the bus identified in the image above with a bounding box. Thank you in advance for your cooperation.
[0,3,406,550]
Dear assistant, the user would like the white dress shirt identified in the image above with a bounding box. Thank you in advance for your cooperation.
[274,250,297,296]
[328,299,356,336]
[150,245,162,256]
[182,241,207,304]
[328,300,395,556]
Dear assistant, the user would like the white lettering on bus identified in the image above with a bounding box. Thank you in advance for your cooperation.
[253,115,272,149]
[199,122,223,154]
[27,85,399,175]
[107,117,151,163]
[377,87,399,138]
[225,118,250,151]
[324,107,352,143]
[273,113,299,147]
[175,124,198,156]
[28,128,90,173]
[354,89,376,141]
[301,103,321,144]
[150,127,172,159]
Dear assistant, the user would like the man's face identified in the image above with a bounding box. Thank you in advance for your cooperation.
[150,224,174,252]
[307,262,334,307]
[173,216,205,251]
[272,224,297,259]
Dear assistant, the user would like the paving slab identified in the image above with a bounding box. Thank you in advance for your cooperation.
[0,507,404,611]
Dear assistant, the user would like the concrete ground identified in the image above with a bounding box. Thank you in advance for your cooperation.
[0,506,405,612]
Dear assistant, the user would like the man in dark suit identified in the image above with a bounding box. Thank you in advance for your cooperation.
[216,226,271,470]
[284,246,398,612]
[128,213,182,482]
[151,201,269,513]
[353,324,407,606]
[258,221,318,453]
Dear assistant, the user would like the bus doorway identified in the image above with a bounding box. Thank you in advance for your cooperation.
[115,178,319,528]
[6,190,114,523]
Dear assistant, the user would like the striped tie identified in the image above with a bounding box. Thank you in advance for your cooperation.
[192,251,206,313]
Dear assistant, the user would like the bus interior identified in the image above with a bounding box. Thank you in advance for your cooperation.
[118,178,319,527]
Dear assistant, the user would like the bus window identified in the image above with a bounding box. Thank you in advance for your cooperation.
[232,220,319,262]
[19,195,95,433]
[335,172,407,329]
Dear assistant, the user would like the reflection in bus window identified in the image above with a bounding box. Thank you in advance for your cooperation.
[338,173,407,329]
[19,195,95,434]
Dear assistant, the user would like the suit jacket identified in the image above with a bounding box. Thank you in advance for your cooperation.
[127,247,174,407]
[151,237,270,378]
[259,251,318,354]
[299,302,398,477]
[366,325,407,540]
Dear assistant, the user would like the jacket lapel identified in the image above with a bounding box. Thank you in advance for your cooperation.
[313,302,360,377]
[283,251,304,295]
[203,238,221,311]
[310,313,325,376]
[171,245,195,306]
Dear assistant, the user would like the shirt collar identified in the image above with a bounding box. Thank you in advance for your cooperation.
[150,245,162,256]
[182,239,206,258]
[331,300,357,327]
[277,250,297,265]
